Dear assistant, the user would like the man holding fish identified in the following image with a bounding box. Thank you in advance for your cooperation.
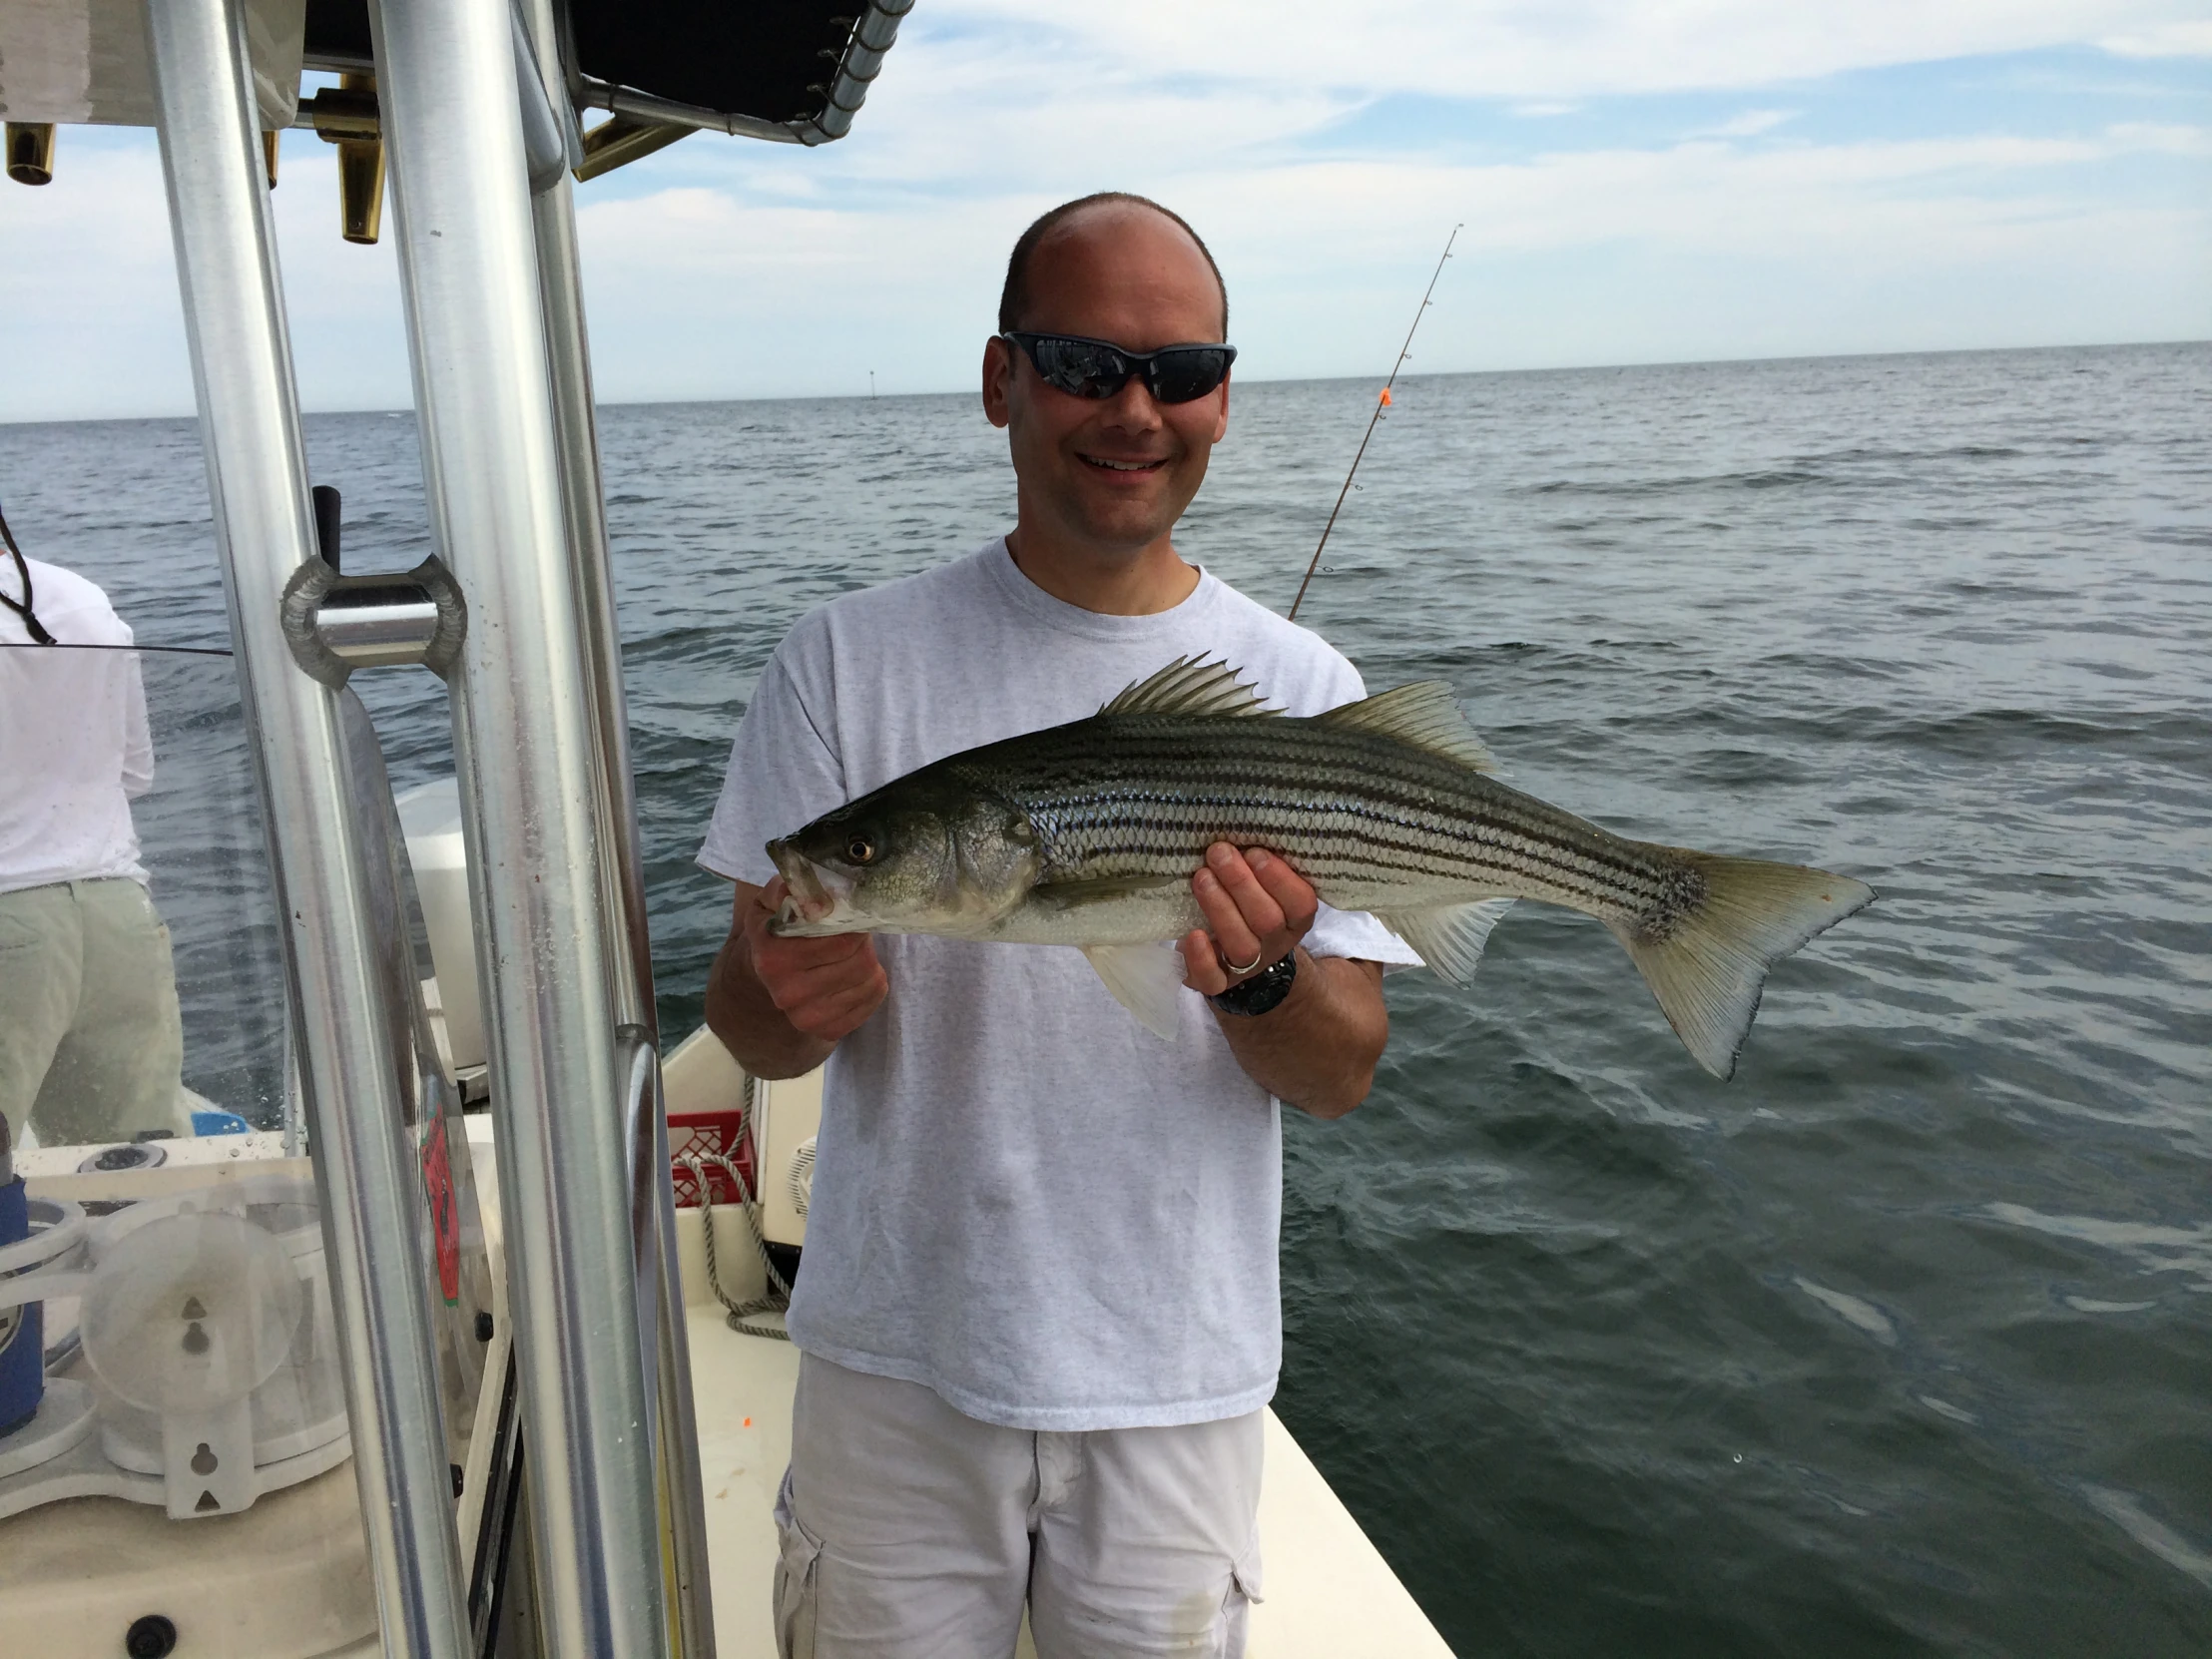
[703,192,1418,1655]
[702,193,1871,1655]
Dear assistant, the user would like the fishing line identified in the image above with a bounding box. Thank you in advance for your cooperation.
[1287,224,1461,623]
[0,494,232,655]
[0,641,235,658]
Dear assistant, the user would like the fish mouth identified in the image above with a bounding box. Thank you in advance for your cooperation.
[765,839,857,936]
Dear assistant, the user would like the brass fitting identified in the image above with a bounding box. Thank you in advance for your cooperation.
[308,73,387,246]
[5,123,55,187]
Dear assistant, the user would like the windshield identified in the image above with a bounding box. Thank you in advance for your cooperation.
[1,645,288,1150]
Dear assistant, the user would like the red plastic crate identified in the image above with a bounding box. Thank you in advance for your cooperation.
[668,1109,756,1208]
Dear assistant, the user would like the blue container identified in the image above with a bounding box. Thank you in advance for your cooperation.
[0,1175,38,1440]
[191,1108,252,1137]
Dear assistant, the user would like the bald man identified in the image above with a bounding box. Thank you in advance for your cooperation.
[702,193,1416,1656]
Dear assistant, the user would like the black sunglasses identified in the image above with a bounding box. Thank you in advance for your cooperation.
[1000,331,1237,405]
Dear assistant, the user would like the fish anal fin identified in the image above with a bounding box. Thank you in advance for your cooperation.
[1605,851,1876,1080]
[1080,943,1189,1041]
[1380,897,1516,985]
[1099,657,1280,719]
[1319,682,1498,774]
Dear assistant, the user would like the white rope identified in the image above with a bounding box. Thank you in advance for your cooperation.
[677,1149,791,1342]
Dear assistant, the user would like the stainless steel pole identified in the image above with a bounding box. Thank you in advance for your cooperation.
[366,2,669,1653]
[140,4,473,1657]
[517,5,717,1649]
[526,153,657,1038]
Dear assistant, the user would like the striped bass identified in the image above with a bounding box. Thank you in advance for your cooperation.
[768,657,1874,1077]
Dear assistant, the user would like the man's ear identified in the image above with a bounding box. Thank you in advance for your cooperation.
[1210,370,1231,443]
[981,335,1014,429]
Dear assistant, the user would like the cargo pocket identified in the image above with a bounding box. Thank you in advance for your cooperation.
[1217,1540,1264,1658]
[772,1468,824,1659]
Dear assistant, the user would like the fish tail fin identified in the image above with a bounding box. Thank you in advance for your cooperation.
[1604,850,1874,1080]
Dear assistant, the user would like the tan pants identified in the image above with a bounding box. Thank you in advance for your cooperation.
[0,878,186,1149]
[775,1352,1264,1659]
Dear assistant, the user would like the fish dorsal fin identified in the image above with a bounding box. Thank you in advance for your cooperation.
[1318,681,1499,774]
[1099,656,1280,719]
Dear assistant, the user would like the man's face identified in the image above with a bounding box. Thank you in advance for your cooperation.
[982,207,1231,560]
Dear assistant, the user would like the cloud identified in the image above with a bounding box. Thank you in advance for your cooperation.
[2099,21,2212,57]
[1697,109,1797,139]
[560,120,2210,399]
[927,0,2210,99]
[0,2,2205,420]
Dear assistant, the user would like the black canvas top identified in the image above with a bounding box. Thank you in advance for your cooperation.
[304,1,867,127]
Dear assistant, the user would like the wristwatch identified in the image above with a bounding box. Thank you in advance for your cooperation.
[1209,951,1298,1017]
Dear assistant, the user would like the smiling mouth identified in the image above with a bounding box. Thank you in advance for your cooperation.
[1080,454,1166,473]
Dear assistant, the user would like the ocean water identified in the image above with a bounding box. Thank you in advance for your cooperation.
[4,341,2207,1656]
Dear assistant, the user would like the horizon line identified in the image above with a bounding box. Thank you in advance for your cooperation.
[5,335,2204,428]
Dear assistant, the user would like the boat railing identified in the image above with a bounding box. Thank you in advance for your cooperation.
[143,4,479,1652]
[127,0,718,1652]
[621,1027,717,1659]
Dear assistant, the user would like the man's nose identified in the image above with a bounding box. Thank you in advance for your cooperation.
[1098,370,1163,428]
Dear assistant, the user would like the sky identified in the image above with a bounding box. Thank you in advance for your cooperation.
[1,1,2207,421]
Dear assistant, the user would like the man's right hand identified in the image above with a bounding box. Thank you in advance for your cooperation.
[704,877,887,1078]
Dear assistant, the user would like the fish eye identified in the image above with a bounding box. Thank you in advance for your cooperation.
[845,836,875,864]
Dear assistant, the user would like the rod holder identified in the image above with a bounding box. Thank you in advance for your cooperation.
[312,484,344,571]
[283,555,468,684]
[295,85,381,141]
[314,74,387,245]
[5,123,55,186]
[575,114,689,183]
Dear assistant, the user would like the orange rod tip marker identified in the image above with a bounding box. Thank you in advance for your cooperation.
[1287,223,1459,622]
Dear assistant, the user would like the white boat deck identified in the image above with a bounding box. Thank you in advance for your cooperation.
[673,1205,1454,1656]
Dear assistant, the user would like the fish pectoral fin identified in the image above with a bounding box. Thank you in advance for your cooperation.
[1080,943,1189,1041]
[1036,873,1189,911]
[1379,897,1516,985]
[1318,682,1499,774]
[1098,656,1281,719]
[1605,851,1876,1081]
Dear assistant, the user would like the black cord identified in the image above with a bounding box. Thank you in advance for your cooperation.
[0,641,234,658]
[0,498,58,646]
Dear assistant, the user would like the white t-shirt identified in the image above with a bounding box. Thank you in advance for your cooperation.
[699,541,1418,1430]
[0,559,153,895]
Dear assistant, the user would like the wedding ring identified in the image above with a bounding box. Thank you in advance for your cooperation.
[1222,945,1266,976]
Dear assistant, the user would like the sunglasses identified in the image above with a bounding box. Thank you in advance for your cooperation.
[1000,331,1237,404]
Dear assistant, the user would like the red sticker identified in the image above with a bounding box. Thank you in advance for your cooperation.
[420,1115,461,1306]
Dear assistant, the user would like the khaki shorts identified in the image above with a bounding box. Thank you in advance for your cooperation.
[0,878,186,1149]
[775,1352,1265,1659]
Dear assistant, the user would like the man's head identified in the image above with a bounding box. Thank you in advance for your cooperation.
[983,194,1232,567]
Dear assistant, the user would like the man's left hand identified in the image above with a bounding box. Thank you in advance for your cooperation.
[1179,842,1316,996]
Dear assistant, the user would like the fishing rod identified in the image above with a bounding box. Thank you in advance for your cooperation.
[1287,223,1461,623]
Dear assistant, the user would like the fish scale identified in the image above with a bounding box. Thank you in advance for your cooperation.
[769,657,1874,1077]
[957,717,1679,921]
